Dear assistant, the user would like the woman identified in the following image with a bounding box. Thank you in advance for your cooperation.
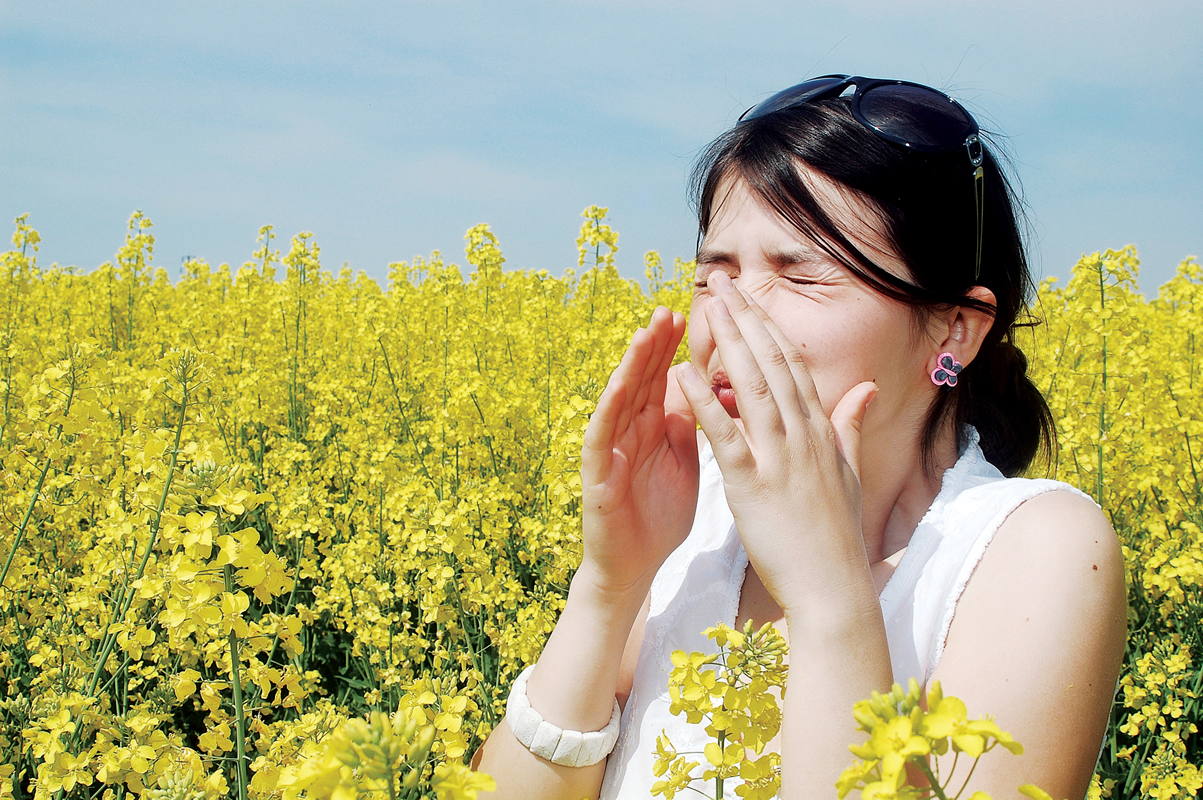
[474,75,1127,799]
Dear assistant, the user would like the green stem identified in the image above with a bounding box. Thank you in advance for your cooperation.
[55,360,194,800]
[917,760,951,800]
[714,731,724,800]
[242,577,301,714]
[951,751,983,800]
[376,337,433,484]
[225,564,250,800]
[0,371,77,590]
[0,453,55,591]
[85,378,188,699]
[441,553,497,726]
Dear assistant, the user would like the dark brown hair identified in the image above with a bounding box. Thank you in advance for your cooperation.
[691,96,1053,476]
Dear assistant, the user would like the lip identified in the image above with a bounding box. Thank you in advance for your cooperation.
[710,370,740,418]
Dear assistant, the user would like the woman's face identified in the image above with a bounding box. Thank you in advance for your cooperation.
[688,171,936,430]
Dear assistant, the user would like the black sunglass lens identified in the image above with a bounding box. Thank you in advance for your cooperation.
[742,76,848,121]
[857,84,976,151]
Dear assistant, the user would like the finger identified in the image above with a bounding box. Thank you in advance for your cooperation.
[738,288,823,416]
[627,307,675,417]
[664,363,694,421]
[829,381,878,480]
[675,362,754,475]
[707,274,808,430]
[703,290,792,442]
[604,325,655,446]
[646,311,687,413]
[664,352,699,441]
[620,305,678,428]
[658,310,687,376]
[663,396,700,475]
[581,377,628,484]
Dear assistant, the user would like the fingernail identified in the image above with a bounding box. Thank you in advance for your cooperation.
[711,271,734,293]
[712,296,732,320]
[678,363,706,388]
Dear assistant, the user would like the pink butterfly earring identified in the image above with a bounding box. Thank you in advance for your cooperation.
[930,352,963,387]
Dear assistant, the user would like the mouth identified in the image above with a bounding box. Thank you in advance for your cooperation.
[711,370,739,418]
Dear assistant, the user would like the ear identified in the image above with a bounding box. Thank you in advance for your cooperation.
[929,286,997,373]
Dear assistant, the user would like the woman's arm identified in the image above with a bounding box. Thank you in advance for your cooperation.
[677,273,1126,798]
[473,573,650,799]
[676,272,896,796]
[475,307,699,799]
[927,490,1127,799]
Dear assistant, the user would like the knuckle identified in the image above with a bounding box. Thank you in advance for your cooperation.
[784,344,807,368]
[763,344,790,372]
[744,375,773,402]
[728,446,757,475]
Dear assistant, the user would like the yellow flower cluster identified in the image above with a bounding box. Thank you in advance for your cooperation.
[0,208,1199,798]
[1116,639,1201,799]
[0,210,691,799]
[1027,248,1203,797]
[274,704,494,800]
[653,621,787,800]
[836,679,1026,800]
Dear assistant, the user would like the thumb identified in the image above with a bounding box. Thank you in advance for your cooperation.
[829,381,877,479]
[664,363,695,420]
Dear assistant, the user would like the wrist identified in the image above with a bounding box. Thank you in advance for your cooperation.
[506,666,622,767]
[780,581,884,645]
[568,563,653,619]
[521,574,644,732]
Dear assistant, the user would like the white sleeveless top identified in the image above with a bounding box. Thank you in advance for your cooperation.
[599,428,1092,799]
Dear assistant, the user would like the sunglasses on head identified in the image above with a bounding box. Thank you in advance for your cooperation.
[740,75,986,281]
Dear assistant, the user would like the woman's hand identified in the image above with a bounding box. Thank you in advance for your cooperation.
[578,306,700,601]
[476,309,697,800]
[675,272,877,617]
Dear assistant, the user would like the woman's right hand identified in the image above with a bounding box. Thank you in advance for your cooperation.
[474,307,697,800]
[577,306,700,601]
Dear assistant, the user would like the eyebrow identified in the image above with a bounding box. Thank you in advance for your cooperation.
[694,247,730,267]
[767,248,822,267]
[696,246,823,268]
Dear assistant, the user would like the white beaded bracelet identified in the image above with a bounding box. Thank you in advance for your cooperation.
[505,665,622,767]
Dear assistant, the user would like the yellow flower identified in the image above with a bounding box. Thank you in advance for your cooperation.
[431,762,497,800]
[652,733,677,777]
[651,757,700,799]
[3,215,1200,800]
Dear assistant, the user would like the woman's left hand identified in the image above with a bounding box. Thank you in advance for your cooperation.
[675,271,879,617]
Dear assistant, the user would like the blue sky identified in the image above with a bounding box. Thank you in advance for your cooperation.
[3,1,1200,291]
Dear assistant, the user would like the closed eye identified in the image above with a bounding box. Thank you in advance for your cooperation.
[784,276,817,285]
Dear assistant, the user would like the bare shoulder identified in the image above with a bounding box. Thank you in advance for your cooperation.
[997,487,1119,562]
[929,487,1127,798]
[943,485,1125,660]
[948,488,1124,625]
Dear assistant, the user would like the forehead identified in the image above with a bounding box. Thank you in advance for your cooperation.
[705,166,909,279]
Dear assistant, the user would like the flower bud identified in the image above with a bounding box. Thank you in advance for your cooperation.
[407,725,436,766]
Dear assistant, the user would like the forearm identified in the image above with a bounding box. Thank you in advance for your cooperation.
[779,580,894,799]
[476,568,647,800]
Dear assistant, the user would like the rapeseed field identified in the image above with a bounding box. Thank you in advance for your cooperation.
[0,209,1198,799]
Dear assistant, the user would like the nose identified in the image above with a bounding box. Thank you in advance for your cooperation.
[721,272,773,307]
